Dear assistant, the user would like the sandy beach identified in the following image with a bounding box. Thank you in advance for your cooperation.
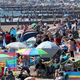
[1,24,80,80]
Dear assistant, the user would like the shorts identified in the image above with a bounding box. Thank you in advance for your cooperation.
[36,69,45,73]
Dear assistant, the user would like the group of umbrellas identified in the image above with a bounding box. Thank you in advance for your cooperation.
[1,23,60,62]
[5,41,59,59]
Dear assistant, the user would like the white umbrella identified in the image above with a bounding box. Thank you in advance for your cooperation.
[5,42,28,49]
[37,41,60,58]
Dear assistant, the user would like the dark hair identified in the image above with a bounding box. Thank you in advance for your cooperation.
[74,69,77,71]
[77,68,80,71]
[59,72,63,76]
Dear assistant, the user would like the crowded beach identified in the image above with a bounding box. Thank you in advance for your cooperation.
[0,17,80,80]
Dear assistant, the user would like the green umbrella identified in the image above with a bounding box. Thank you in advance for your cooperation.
[0,54,14,61]
[31,23,37,26]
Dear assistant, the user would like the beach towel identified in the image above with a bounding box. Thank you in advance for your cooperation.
[67,72,80,80]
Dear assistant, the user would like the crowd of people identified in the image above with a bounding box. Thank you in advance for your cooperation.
[0,17,80,80]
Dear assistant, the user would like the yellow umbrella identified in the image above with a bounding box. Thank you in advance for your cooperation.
[16,48,29,53]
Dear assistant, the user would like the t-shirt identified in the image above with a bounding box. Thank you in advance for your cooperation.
[51,63,60,69]
[56,37,61,45]
[5,34,11,42]
[36,64,45,70]
[11,37,16,42]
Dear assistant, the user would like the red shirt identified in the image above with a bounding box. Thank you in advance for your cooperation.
[56,37,61,45]
[5,34,11,42]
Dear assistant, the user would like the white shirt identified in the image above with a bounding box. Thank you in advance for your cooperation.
[59,30,63,36]
[71,24,76,30]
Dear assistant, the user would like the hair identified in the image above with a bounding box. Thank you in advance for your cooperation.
[77,68,80,71]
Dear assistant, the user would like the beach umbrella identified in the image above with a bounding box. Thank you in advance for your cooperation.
[31,23,37,26]
[27,37,36,43]
[16,30,24,34]
[20,31,38,42]
[48,26,59,30]
[36,41,60,58]
[16,48,47,56]
[24,37,36,48]
[5,42,27,49]
[0,54,14,61]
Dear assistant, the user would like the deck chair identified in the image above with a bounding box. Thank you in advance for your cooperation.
[67,72,80,80]
[28,57,39,66]
[46,66,55,76]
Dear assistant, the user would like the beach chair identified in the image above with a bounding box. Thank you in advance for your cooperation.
[46,66,55,76]
[67,72,80,80]
[28,57,39,66]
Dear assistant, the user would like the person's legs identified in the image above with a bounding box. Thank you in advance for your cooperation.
[36,70,39,77]
[70,51,74,57]
[40,70,45,77]
[55,70,58,77]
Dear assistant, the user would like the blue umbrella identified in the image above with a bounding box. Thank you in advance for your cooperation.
[20,31,38,42]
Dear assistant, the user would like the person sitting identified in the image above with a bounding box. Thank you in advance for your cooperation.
[55,34,61,46]
[51,59,61,77]
[35,60,45,77]
[65,62,73,71]
[17,66,30,80]
[55,72,64,80]
[60,53,70,62]
[6,70,15,80]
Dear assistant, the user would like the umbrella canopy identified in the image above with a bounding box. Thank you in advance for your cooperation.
[5,42,27,49]
[16,48,47,56]
[48,26,59,30]
[20,31,38,42]
[16,30,24,34]
[0,54,14,61]
[36,41,60,58]
[25,37,36,48]
[31,23,37,26]
[27,37,36,43]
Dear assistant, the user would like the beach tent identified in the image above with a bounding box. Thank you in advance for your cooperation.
[37,41,60,59]
[0,52,17,71]
[10,28,18,38]
[20,31,38,42]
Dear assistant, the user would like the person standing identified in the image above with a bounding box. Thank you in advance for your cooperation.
[5,32,11,44]
[55,35,61,46]
[68,37,75,57]
[10,34,16,42]
[0,34,4,47]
